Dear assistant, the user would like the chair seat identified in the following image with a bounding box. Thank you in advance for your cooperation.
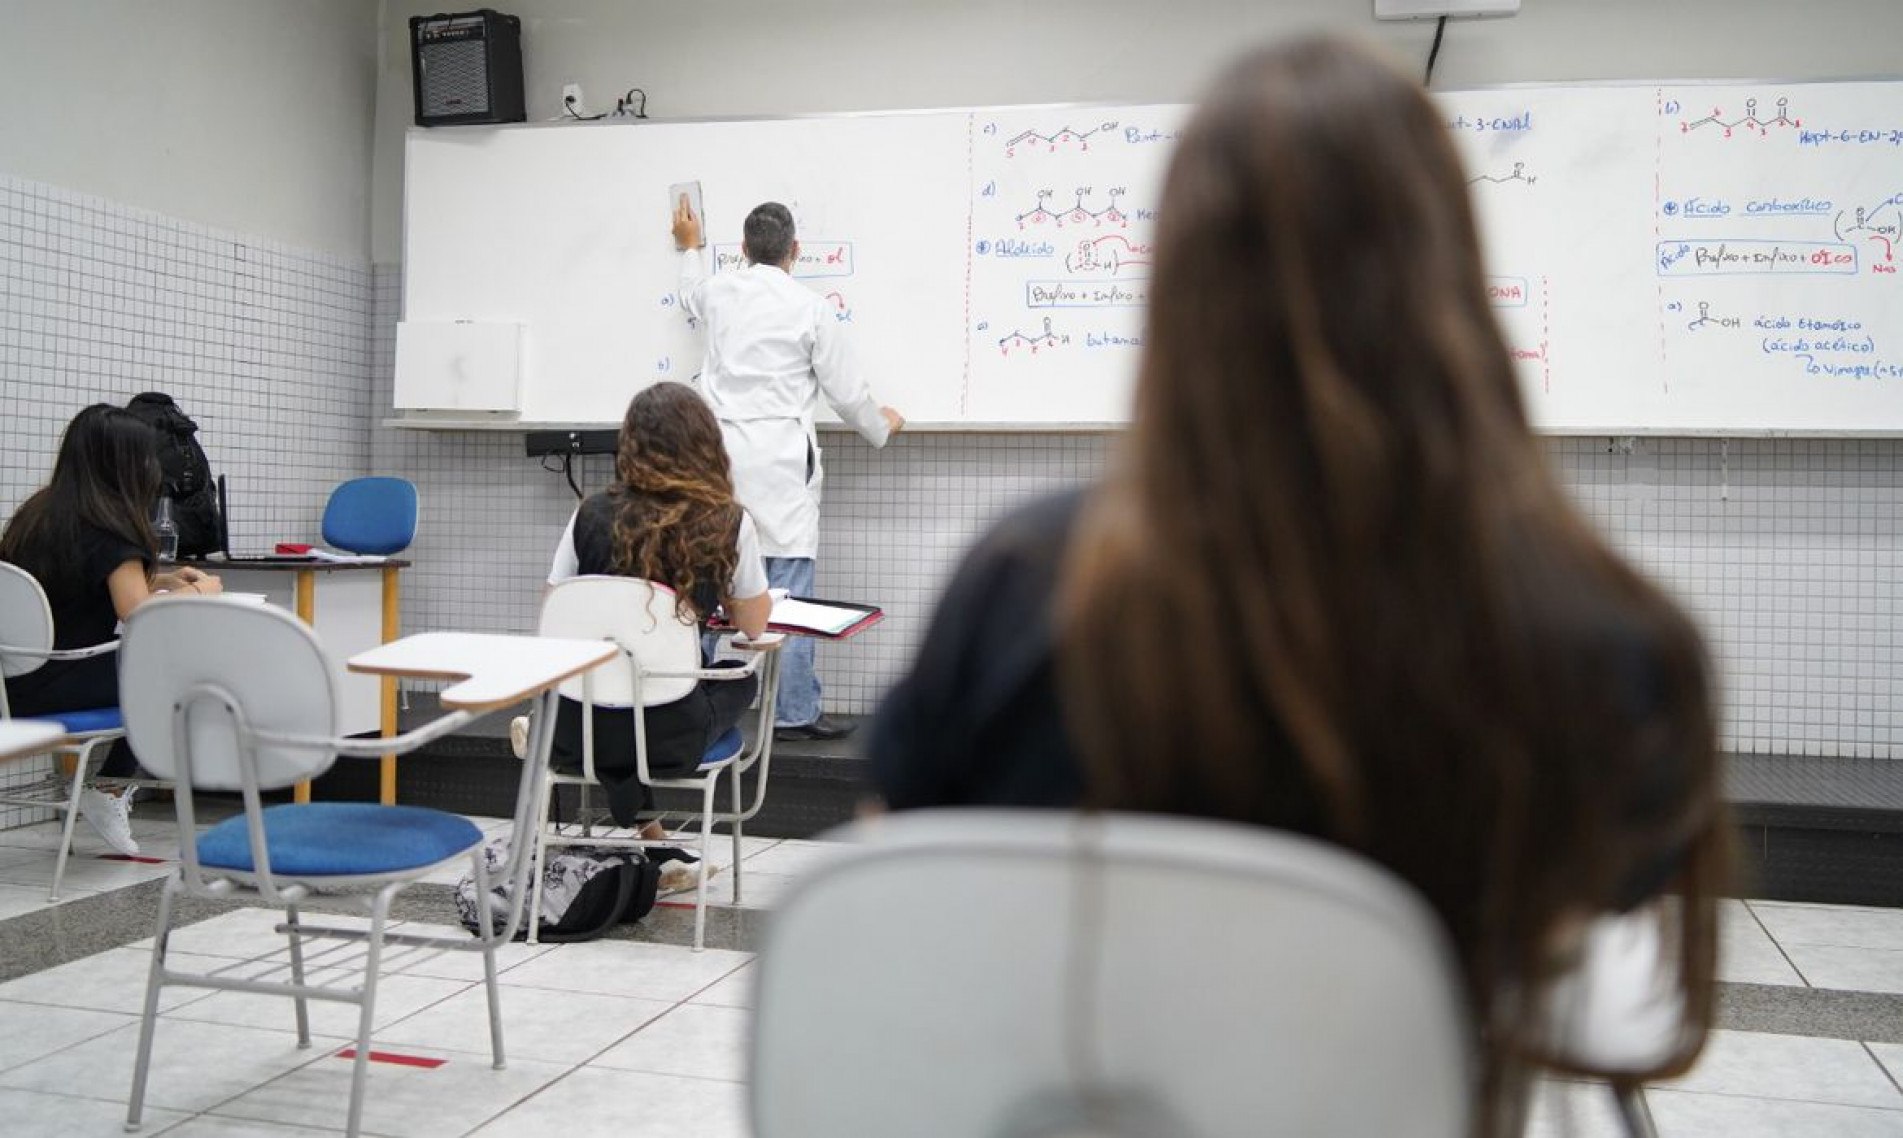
[196,803,481,876]
[699,727,743,768]
[43,707,123,735]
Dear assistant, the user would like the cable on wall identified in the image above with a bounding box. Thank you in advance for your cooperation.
[563,97,606,122]
[539,453,585,499]
[1424,15,1448,87]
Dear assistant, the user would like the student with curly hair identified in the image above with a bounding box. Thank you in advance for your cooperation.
[538,382,771,834]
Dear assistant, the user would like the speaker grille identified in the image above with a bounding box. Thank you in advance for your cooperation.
[410,9,524,127]
[419,39,492,118]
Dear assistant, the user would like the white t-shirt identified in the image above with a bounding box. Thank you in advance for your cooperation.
[547,504,771,602]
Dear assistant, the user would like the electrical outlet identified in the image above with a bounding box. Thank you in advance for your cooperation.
[562,83,587,117]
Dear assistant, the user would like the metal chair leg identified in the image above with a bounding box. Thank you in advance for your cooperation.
[693,780,716,952]
[730,765,745,906]
[345,890,397,1138]
[46,742,93,902]
[472,850,507,1069]
[284,903,312,1046]
[528,773,551,946]
[1611,1079,1657,1138]
[126,875,181,1130]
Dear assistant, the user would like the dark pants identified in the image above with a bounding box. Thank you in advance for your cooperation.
[4,656,141,777]
[548,662,757,826]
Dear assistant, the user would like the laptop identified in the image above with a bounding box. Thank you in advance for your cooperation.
[203,475,318,564]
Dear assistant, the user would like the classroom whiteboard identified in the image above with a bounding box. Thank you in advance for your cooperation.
[401,80,1903,433]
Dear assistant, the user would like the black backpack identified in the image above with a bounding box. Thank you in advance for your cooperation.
[456,838,664,943]
[124,392,222,557]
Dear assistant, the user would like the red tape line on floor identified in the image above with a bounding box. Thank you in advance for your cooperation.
[335,1048,447,1069]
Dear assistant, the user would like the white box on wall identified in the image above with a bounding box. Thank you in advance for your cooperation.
[394,321,524,412]
[1375,0,1519,18]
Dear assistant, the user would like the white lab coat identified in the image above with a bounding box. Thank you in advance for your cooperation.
[679,251,891,558]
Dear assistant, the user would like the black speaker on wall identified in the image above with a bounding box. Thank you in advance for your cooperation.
[410,9,526,127]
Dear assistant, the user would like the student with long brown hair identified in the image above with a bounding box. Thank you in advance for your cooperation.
[869,35,1727,1133]
[532,381,771,838]
[2,404,223,855]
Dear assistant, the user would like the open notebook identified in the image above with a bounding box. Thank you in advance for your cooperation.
[770,597,873,636]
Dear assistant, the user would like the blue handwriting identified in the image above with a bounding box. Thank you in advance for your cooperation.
[1799,129,1903,147]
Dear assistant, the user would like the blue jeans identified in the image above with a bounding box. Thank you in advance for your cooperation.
[765,557,821,727]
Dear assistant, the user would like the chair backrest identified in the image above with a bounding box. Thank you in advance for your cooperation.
[539,576,701,707]
[0,563,55,681]
[752,810,1474,1138]
[119,597,343,790]
[321,476,418,555]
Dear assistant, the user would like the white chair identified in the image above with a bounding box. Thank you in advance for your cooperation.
[751,809,1474,1138]
[117,596,509,1138]
[531,576,782,951]
[0,561,167,899]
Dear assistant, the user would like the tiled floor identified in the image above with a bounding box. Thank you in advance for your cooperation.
[1,814,1901,1136]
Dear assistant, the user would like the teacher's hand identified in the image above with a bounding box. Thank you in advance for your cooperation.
[881,406,906,436]
[672,195,702,250]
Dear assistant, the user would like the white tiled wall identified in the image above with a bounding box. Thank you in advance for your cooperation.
[0,176,374,826]
[827,435,1903,760]
[2,184,1897,835]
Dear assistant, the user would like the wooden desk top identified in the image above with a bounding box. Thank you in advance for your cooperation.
[182,557,412,574]
[347,632,616,713]
[0,720,67,761]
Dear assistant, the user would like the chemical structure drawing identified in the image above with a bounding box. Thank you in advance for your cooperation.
[1685,301,1742,332]
[1468,161,1538,187]
[1004,122,1119,157]
[998,316,1069,355]
[1064,234,1153,275]
[1680,97,1800,137]
[1016,187,1129,230]
[1834,194,1902,263]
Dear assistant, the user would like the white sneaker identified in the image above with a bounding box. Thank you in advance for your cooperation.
[77,787,139,857]
[509,716,530,760]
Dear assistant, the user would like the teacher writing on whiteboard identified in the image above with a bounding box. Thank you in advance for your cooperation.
[673,198,905,741]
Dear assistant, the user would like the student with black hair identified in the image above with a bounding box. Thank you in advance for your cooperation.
[1,404,222,854]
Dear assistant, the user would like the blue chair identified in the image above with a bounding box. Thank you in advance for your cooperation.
[322,476,418,556]
[0,562,167,900]
[118,596,506,1138]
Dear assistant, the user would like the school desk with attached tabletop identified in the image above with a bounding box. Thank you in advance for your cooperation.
[0,720,68,762]
[347,631,619,938]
